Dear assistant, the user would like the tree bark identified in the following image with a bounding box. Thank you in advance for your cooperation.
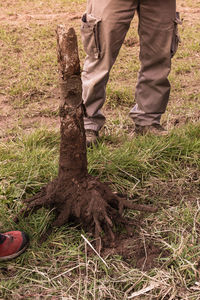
[16,26,157,248]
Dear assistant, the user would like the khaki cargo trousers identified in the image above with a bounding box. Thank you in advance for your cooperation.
[81,0,178,131]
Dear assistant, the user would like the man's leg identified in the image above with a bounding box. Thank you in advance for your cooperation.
[130,0,177,127]
[81,0,138,132]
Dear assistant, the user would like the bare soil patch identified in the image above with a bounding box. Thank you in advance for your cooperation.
[0,12,81,25]
[102,234,167,270]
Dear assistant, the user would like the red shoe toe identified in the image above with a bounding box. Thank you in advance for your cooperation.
[0,231,29,261]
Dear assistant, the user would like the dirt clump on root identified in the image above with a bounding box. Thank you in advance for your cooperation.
[18,172,156,251]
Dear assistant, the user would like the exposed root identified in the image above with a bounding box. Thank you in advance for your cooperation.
[15,176,157,248]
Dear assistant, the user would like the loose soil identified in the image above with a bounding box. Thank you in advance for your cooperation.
[102,234,167,270]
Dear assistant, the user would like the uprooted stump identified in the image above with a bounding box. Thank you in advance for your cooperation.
[15,26,157,249]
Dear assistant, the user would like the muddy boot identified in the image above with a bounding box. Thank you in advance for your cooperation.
[85,129,99,147]
[135,124,168,136]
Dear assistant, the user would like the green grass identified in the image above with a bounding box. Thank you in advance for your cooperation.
[0,0,200,299]
[1,124,200,299]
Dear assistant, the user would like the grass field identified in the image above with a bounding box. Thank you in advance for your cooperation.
[0,0,200,299]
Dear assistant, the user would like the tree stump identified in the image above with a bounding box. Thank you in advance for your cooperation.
[16,26,157,248]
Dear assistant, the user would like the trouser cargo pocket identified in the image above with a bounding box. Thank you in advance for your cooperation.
[171,12,182,57]
[81,13,101,59]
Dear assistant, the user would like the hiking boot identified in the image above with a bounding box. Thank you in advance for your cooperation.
[0,231,29,261]
[135,124,168,136]
[85,129,99,147]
